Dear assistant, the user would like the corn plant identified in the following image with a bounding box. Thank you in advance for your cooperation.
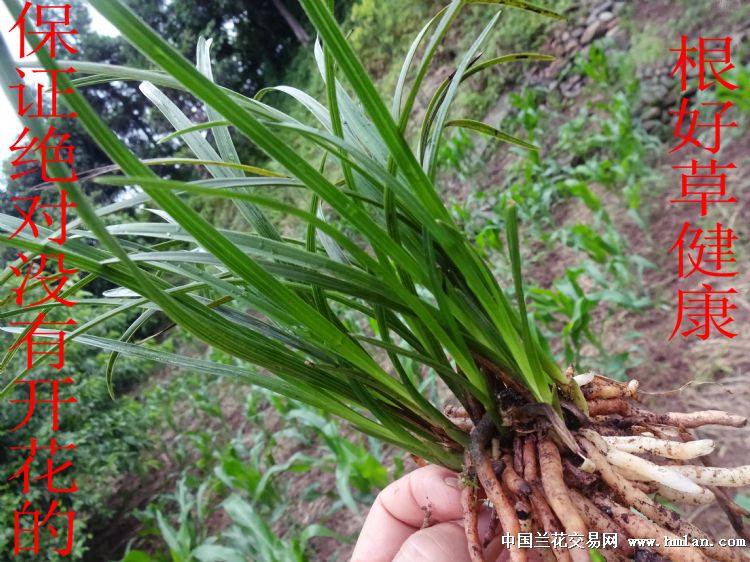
[1,2,749,561]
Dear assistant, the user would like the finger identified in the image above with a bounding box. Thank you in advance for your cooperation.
[392,521,548,562]
[392,521,471,562]
[351,465,463,562]
[393,525,547,562]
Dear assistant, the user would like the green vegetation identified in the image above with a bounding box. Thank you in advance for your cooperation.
[449,41,657,373]
[121,386,387,562]
[2,0,575,469]
[0,1,576,558]
[1,1,748,561]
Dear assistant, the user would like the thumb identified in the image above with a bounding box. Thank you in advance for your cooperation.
[392,521,472,562]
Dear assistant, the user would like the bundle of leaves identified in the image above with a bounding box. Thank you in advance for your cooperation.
[1,1,748,561]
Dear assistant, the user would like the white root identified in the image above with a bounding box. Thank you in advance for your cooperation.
[573,372,596,386]
[583,375,639,400]
[655,410,747,428]
[604,435,715,460]
[613,465,649,482]
[580,457,596,473]
[580,431,746,562]
[656,483,716,505]
[606,448,705,494]
[625,379,639,397]
[668,464,750,487]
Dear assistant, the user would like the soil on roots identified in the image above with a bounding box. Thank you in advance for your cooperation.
[453,372,749,562]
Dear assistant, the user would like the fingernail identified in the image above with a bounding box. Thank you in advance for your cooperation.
[444,476,459,488]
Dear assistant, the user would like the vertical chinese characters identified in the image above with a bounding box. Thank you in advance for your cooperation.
[5,2,80,557]
[668,36,740,341]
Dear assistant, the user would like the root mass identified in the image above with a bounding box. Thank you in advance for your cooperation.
[452,373,749,562]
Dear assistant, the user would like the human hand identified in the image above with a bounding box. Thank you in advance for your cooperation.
[351,464,542,562]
